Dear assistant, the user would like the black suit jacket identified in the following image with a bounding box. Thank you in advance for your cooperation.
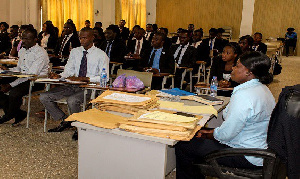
[0,32,11,55]
[145,32,154,42]
[163,37,172,50]
[126,38,151,55]
[54,34,80,56]
[141,48,174,74]
[100,39,127,63]
[119,27,129,41]
[169,44,196,68]
[252,42,267,54]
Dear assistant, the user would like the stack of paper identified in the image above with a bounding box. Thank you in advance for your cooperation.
[180,95,223,106]
[119,111,203,141]
[65,108,127,129]
[91,90,159,114]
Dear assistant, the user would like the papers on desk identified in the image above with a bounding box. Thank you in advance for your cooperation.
[158,100,218,116]
[180,95,224,106]
[65,108,127,129]
[119,111,203,141]
[35,78,60,82]
[92,91,159,114]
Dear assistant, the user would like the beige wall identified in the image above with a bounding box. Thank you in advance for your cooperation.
[156,0,243,38]
[253,0,300,54]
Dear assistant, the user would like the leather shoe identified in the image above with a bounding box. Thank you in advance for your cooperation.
[0,116,12,124]
[12,110,27,127]
[48,121,72,132]
[72,130,78,141]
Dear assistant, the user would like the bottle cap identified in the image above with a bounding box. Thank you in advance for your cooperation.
[213,76,217,80]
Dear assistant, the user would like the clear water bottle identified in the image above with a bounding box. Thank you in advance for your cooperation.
[100,68,107,87]
[210,76,218,97]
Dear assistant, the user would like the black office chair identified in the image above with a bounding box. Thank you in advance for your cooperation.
[194,84,300,179]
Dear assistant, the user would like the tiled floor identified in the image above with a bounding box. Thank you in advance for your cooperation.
[0,56,299,178]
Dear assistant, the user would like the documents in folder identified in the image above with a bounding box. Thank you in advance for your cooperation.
[180,95,223,105]
[65,108,127,129]
[158,100,218,116]
[119,110,204,141]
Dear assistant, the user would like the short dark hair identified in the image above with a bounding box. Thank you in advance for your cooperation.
[287,27,295,31]
[80,27,93,34]
[209,28,217,33]
[239,35,254,46]
[95,22,102,26]
[217,28,225,34]
[160,27,168,35]
[1,22,9,29]
[254,32,262,38]
[106,24,120,35]
[224,42,242,56]
[194,29,203,35]
[20,25,32,31]
[154,32,166,42]
[120,19,126,23]
[180,29,189,35]
[24,28,38,38]
[85,20,91,23]
[239,51,273,84]
[10,25,19,30]
[146,24,153,26]
[188,24,194,27]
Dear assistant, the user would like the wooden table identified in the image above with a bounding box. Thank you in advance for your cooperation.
[194,82,233,95]
[73,96,230,179]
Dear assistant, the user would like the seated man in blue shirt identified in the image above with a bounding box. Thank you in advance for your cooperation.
[140,32,174,89]
[285,27,297,56]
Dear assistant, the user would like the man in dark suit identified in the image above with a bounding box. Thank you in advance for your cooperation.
[141,32,174,89]
[252,32,267,54]
[216,28,229,52]
[169,29,197,88]
[119,19,130,41]
[158,27,172,50]
[201,28,223,57]
[0,22,12,57]
[145,24,154,42]
[50,22,80,66]
[126,28,151,70]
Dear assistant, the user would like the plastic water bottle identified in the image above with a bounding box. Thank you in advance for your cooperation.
[100,68,107,87]
[210,76,218,97]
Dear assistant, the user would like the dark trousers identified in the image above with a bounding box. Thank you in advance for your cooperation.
[0,78,44,119]
[175,137,259,179]
[285,39,297,55]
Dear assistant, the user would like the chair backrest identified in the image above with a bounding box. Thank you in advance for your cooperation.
[116,69,153,88]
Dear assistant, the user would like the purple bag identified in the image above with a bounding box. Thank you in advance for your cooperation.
[112,74,126,87]
[125,76,144,89]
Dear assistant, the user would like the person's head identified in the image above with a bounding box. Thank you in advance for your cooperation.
[85,20,91,28]
[94,22,102,28]
[253,32,262,44]
[119,20,126,28]
[193,29,203,42]
[209,28,217,39]
[62,22,74,36]
[151,32,165,49]
[177,28,184,35]
[188,24,194,32]
[216,28,225,39]
[67,19,74,24]
[231,51,272,84]
[179,29,190,45]
[93,27,103,40]
[42,21,55,35]
[0,22,9,32]
[9,25,19,38]
[222,42,241,63]
[134,28,145,40]
[21,28,38,49]
[79,27,94,50]
[105,25,119,41]
[131,25,140,35]
[146,24,153,32]
[287,27,295,33]
[158,27,168,36]
[239,35,253,52]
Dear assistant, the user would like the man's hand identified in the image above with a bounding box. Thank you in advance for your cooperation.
[132,54,141,59]
[67,76,90,82]
[48,72,61,79]
[219,80,231,88]
[196,129,214,139]
[0,84,12,93]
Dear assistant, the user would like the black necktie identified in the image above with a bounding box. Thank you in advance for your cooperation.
[175,45,182,64]
[78,51,88,77]
[59,35,69,55]
[148,49,157,66]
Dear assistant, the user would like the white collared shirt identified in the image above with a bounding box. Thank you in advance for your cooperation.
[60,45,110,82]
[145,32,152,41]
[134,38,144,54]
[174,44,189,65]
[10,44,49,87]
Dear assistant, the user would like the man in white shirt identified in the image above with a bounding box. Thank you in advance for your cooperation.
[0,28,49,125]
[40,27,109,133]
